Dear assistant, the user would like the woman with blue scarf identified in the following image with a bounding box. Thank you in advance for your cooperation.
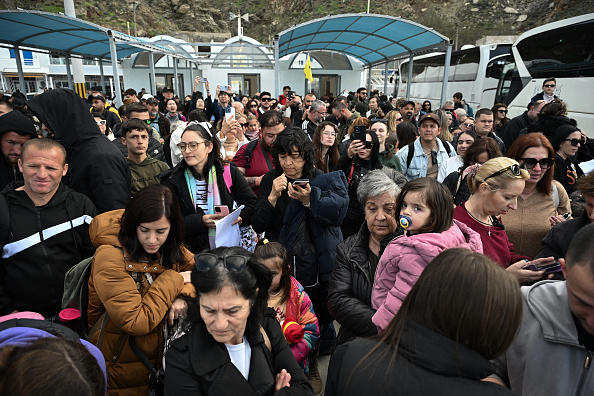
[161,121,256,253]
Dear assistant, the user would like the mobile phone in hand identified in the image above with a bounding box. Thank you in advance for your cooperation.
[214,205,229,216]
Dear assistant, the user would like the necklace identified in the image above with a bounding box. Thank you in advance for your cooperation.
[465,206,494,236]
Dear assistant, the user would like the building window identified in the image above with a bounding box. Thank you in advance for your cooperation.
[9,49,34,66]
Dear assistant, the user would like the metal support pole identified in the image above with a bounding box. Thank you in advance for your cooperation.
[99,59,106,90]
[440,42,454,108]
[149,52,156,95]
[367,66,372,94]
[189,61,194,88]
[0,72,7,91]
[274,36,280,99]
[383,62,389,95]
[13,46,27,94]
[65,55,74,90]
[107,30,122,107]
[173,56,179,96]
[406,54,414,100]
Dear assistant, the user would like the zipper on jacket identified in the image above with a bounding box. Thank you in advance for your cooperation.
[37,209,55,300]
[574,350,592,395]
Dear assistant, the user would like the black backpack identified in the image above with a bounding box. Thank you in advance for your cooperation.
[243,139,259,169]
[406,138,452,169]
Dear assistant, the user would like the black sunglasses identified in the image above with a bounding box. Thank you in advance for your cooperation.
[430,150,437,165]
[543,84,556,88]
[239,123,248,128]
[195,253,249,273]
[564,138,586,147]
[498,109,508,114]
[250,104,258,108]
[261,97,272,102]
[520,157,554,170]
[484,163,526,181]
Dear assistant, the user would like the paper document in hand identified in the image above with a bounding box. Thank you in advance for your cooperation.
[214,205,244,248]
[579,159,594,175]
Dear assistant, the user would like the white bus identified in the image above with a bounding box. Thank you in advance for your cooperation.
[396,44,511,111]
[494,13,594,130]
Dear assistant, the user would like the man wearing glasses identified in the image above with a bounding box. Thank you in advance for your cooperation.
[396,113,455,181]
[258,91,273,116]
[301,100,326,139]
[531,77,560,104]
[350,87,368,111]
[474,108,507,154]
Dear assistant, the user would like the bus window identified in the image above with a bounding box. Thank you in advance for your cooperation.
[495,61,524,105]
[516,24,594,78]
[486,55,509,80]
[451,49,480,81]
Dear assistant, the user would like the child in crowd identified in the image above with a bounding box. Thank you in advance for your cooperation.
[371,178,483,332]
[253,241,320,375]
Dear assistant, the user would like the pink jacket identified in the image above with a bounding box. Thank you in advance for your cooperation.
[371,220,483,331]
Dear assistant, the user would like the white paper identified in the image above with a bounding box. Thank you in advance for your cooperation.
[214,205,244,248]
[578,159,594,175]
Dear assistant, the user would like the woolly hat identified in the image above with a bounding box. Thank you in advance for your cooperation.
[552,124,580,152]
[0,111,37,137]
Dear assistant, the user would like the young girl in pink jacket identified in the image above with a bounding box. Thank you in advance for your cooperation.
[371,178,483,331]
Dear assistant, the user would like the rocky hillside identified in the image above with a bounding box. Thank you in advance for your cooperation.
[2,0,594,47]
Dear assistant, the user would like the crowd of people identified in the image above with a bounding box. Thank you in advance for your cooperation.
[0,76,593,396]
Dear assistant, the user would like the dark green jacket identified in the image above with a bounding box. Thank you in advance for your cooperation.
[378,144,402,172]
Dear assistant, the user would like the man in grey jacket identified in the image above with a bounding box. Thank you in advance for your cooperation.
[490,223,594,395]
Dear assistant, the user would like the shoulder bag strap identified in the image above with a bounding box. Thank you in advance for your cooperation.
[259,326,272,352]
[260,140,274,171]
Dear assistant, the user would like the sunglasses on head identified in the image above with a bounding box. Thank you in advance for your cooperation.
[195,253,249,273]
[564,138,586,147]
[520,157,554,170]
[544,84,556,88]
[484,163,527,181]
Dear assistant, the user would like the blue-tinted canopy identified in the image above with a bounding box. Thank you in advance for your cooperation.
[278,14,450,66]
[0,9,181,60]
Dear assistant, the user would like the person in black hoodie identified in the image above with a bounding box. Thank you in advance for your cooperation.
[26,88,131,213]
[0,138,97,319]
[0,110,38,190]
[326,248,522,396]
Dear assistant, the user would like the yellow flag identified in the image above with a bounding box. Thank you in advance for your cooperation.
[304,54,313,82]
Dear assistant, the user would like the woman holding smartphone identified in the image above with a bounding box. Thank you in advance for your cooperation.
[160,122,256,254]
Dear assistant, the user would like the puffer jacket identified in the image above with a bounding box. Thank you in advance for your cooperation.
[371,220,483,331]
[87,209,195,396]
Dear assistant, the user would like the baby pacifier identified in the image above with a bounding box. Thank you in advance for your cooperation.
[399,215,412,229]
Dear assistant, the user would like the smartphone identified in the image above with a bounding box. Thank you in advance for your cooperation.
[287,90,295,99]
[214,205,229,216]
[293,179,309,187]
[197,77,207,83]
[225,106,236,121]
[522,261,562,274]
[218,85,231,92]
[352,125,367,143]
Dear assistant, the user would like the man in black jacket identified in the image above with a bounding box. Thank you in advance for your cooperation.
[0,138,97,318]
[502,100,545,149]
[27,88,131,213]
[0,110,37,190]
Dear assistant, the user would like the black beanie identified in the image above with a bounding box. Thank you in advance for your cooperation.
[0,111,37,138]
[552,124,580,152]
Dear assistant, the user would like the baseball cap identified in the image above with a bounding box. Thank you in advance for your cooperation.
[141,93,154,100]
[400,100,416,108]
[164,86,174,93]
[418,113,441,127]
[146,97,159,105]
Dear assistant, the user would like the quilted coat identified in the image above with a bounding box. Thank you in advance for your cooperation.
[87,209,195,396]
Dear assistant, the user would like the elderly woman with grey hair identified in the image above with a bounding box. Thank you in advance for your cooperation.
[328,168,406,345]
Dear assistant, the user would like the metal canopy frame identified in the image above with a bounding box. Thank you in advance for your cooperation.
[277,13,450,67]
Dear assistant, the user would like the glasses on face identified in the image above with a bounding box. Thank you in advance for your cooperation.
[498,109,508,114]
[96,120,106,126]
[322,131,336,137]
[462,123,474,127]
[177,141,206,152]
[484,163,527,181]
[195,253,248,273]
[430,150,437,165]
[520,157,555,170]
[564,138,586,147]
[544,84,556,88]
[261,97,272,102]
[239,123,248,128]
[250,104,258,108]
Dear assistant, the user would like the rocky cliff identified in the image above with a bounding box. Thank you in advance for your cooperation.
[2,0,594,47]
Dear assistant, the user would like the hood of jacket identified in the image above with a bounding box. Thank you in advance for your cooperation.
[523,280,580,346]
[89,209,124,248]
[397,219,483,261]
[26,88,103,149]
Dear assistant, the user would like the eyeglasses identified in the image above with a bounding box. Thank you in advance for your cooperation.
[430,150,437,165]
[544,84,556,88]
[360,92,367,96]
[498,109,508,114]
[564,138,586,147]
[315,110,327,116]
[239,123,248,128]
[195,253,248,273]
[322,131,336,137]
[261,97,272,102]
[520,157,555,170]
[96,120,106,126]
[177,141,206,152]
[462,123,474,127]
[484,163,527,181]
